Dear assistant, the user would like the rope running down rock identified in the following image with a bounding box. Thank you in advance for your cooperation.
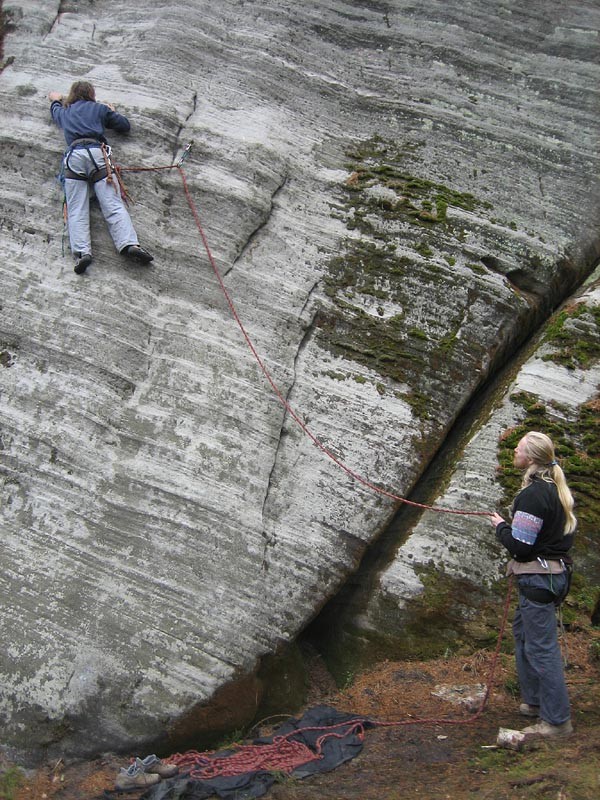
[119,148,492,520]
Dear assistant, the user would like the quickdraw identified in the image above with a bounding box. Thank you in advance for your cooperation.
[176,140,194,167]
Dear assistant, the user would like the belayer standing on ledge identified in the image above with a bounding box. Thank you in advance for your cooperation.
[49,80,154,275]
[490,431,576,739]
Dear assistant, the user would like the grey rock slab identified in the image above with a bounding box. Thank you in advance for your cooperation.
[1,0,599,761]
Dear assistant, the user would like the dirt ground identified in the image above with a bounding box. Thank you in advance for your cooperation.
[5,620,600,800]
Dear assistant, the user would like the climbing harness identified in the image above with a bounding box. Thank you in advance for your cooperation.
[63,138,109,183]
[59,139,127,249]
[117,141,492,520]
[60,139,131,215]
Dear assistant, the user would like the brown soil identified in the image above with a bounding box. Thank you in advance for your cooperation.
[6,623,600,800]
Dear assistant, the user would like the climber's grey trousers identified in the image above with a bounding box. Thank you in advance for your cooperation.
[64,146,138,256]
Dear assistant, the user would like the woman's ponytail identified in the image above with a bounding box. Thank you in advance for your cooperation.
[522,432,577,535]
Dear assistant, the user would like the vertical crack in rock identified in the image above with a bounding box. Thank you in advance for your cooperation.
[225,174,289,277]
[187,91,198,121]
[127,326,158,406]
[260,307,319,571]
[171,91,198,162]
[299,279,321,321]
[46,1,68,37]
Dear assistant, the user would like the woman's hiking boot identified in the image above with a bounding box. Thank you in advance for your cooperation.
[522,719,573,738]
[122,244,154,264]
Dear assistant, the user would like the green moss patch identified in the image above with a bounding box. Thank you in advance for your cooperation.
[541,302,600,370]
[342,137,488,237]
[317,136,499,400]
[399,568,502,659]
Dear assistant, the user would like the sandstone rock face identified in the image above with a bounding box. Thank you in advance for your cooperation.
[1,1,599,762]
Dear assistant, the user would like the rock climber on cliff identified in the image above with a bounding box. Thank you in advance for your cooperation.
[49,80,153,275]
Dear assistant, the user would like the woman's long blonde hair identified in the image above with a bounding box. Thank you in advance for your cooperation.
[521,431,577,534]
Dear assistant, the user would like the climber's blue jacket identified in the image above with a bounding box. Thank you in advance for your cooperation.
[50,99,130,145]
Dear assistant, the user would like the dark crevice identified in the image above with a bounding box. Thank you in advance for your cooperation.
[171,91,198,162]
[299,279,321,320]
[480,252,580,299]
[225,175,289,277]
[172,124,184,163]
[260,459,279,571]
[186,92,198,122]
[260,308,319,570]
[45,0,72,38]
[293,308,319,366]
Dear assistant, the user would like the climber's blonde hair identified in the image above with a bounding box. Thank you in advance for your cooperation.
[521,431,577,535]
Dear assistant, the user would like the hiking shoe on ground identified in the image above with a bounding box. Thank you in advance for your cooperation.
[123,244,154,264]
[522,719,573,738]
[136,754,179,778]
[115,764,160,791]
[519,703,540,718]
[74,253,92,274]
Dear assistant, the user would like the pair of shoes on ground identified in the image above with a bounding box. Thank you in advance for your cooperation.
[114,754,178,791]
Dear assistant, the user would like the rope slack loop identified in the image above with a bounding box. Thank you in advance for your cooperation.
[115,145,492,520]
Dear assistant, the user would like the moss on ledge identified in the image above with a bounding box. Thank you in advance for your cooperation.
[318,136,499,409]
[541,302,600,370]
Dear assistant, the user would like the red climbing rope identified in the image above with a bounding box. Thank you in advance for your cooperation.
[112,148,514,784]
[168,720,369,778]
[120,150,492,519]
[170,737,321,779]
